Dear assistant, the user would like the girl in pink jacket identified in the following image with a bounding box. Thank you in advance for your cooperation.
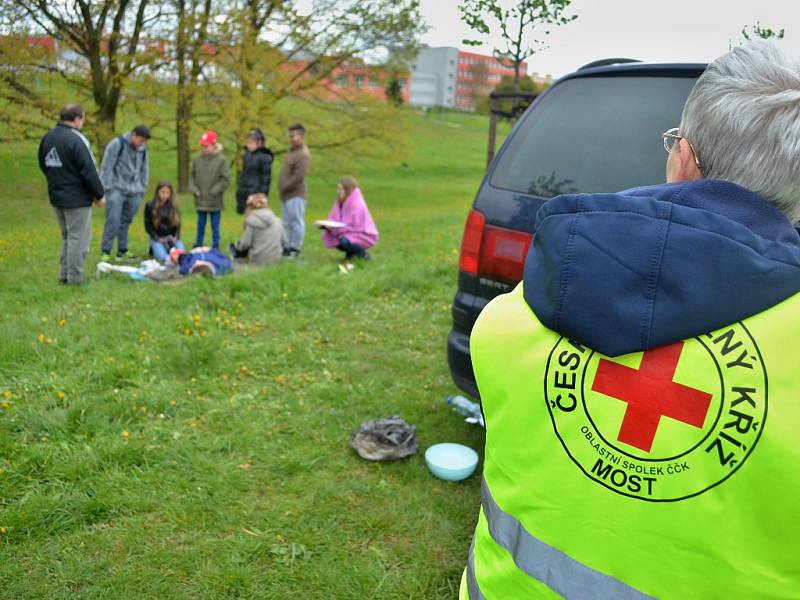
[318,176,379,260]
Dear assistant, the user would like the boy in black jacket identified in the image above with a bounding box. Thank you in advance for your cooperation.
[235,128,274,215]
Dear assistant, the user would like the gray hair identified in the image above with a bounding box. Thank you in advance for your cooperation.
[681,40,800,222]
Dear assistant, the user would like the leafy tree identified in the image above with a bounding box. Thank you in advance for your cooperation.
[741,21,785,41]
[0,0,163,149]
[385,77,404,106]
[459,0,576,91]
[173,0,215,192]
[477,73,539,116]
[209,0,426,175]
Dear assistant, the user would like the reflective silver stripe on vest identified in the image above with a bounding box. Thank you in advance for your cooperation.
[466,532,486,599]
[479,479,653,599]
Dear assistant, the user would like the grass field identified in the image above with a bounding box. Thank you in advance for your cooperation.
[0,109,505,598]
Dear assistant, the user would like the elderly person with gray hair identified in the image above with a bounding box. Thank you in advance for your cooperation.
[461,40,800,599]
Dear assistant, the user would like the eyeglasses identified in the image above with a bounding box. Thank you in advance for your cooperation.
[662,127,701,169]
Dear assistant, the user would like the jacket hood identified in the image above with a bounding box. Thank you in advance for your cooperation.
[122,132,146,152]
[246,208,273,228]
[252,146,274,158]
[524,179,800,357]
[200,143,223,155]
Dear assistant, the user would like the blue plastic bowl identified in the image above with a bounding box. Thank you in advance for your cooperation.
[425,443,479,482]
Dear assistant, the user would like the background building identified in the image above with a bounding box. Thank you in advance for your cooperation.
[409,46,459,108]
[455,50,528,110]
[410,46,553,111]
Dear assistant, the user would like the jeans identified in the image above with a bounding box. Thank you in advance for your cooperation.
[53,205,92,284]
[196,211,221,249]
[101,190,142,254]
[150,238,185,261]
[282,197,306,251]
[337,236,367,259]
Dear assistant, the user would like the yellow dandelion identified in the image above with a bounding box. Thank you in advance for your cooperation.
[1,401,9,410]
[2,390,11,399]
[121,430,130,439]
[57,391,65,400]
[41,317,48,323]
[231,315,237,321]
[0,527,7,534]
[58,319,66,326]
[37,334,45,343]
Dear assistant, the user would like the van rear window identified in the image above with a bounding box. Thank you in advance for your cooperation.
[490,76,698,197]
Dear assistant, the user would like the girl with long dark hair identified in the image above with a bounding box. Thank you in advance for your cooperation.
[144,181,185,261]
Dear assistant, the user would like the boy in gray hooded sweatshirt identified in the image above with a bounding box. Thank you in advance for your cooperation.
[99,125,150,261]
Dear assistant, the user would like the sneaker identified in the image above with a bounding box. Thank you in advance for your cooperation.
[286,249,300,258]
[99,252,112,262]
[117,250,138,262]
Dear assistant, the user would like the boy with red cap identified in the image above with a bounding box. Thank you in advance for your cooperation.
[189,130,229,249]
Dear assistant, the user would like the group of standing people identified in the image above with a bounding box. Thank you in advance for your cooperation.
[38,104,379,285]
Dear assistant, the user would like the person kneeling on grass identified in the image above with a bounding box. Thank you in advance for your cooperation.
[318,176,378,260]
[144,181,185,262]
[229,193,283,265]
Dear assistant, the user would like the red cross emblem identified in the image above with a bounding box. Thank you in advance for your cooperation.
[591,341,712,452]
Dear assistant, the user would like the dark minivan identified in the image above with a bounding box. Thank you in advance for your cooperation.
[448,60,707,398]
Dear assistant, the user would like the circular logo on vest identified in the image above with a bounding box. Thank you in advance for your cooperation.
[544,325,767,502]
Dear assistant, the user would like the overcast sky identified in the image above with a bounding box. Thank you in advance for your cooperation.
[420,0,799,78]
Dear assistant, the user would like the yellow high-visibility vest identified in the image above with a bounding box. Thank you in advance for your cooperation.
[462,283,800,599]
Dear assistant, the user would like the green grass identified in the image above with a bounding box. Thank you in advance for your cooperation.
[0,108,507,598]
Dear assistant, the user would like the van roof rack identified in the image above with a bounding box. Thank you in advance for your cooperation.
[578,58,642,71]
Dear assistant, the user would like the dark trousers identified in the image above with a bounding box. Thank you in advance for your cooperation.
[337,236,366,259]
[196,210,221,249]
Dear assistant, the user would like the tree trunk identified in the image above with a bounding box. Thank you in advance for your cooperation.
[176,99,191,192]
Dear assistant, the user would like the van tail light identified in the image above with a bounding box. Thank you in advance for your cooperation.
[478,226,533,283]
[458,209,485,275]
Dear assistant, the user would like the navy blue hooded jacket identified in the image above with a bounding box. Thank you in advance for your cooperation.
[524,179,800,357]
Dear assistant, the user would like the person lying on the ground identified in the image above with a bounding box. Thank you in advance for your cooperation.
[144,181,185,262]
[229,193,283,265]
[171,246,232,276]
[317,176,378,260]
